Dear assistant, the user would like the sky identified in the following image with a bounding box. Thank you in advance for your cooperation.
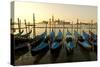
[14,1,97,23]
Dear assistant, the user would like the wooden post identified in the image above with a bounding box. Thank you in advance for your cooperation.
[89,22,90,32]
[24,19,27,33]
[72,21,73,36]
[33,13,36,37]
[80,21,81,35]
[67,23,68,32]
[18,18,21,33]
[49,18,51,32]
[91,20,93,32]
[58,18,60,32]
[28,22,30,32]
[52,16,54,32]
[45,23,47,35]
[20,19,21,32]
[63,21,64,38]
[77,19,79,32]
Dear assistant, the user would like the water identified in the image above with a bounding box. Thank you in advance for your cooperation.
[12,23,97,38]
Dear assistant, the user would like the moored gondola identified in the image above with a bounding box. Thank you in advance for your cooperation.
[30,32,47,48]
[13,30,32,44]
[65,31,74,54]
[14,30,24,37]
[74,31,92,51]
[17,30,32,38]
[50,30,63,54]
[14,43,29,59]
[88,31,97,52]
[31,33,49,56]
[49,30,55,45]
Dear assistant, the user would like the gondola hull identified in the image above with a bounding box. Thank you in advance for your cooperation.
[14,43,29,60]
[50,41,62,54]
[89,41,97,52]
[31,42,49,56]
[30,32,47,48]
[65,41,74,54]
[74,31,92,51]
[66,32,74,54]
[78,40,92,51]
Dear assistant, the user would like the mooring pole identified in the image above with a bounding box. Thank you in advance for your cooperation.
[20,19,21,32]
[63,21,64,38]
[91,20,93,32]
[77,19,79,32]
[80,21,81,35]
[45,23,47,35]
[33,13,36,37]
[18,18,21,33]
[49,18,51,32]
[67,23,68,32]
[24,19,27,33]
[72,21,73,36]
[52,15,54,32]
[28,22,30,32]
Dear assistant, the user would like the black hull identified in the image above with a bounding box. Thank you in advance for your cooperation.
[15,38,32,45]
[88,41,97,52]
[31,45,49,56]
[50,45,62,56]
[65,47,74,55]
[78,42,91,51]
[14,43,29,60]
[50,45,62,62]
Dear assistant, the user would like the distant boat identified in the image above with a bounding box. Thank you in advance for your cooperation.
[31,33,49,56]
[65,31,74,54]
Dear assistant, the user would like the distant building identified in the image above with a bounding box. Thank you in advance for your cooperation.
[48,16,70,25]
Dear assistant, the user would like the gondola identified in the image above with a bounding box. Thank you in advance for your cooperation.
[18,30,32,38]
[14,32,47,59]
[50,30,63,54]
[82,31,97,51]
[14,30,24,37]
[49,30,55,46]
[30,32,47,48]
[74,31,91,50]
[82,31,89,40]
[88,31,97,51]
[14,43,29,59]
[65,31,74,54]
[31,33,49,56]
[14,30,32,44]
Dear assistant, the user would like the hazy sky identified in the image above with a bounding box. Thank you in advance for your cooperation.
[14,1,97,23]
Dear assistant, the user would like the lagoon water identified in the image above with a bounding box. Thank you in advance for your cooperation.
[12,23,97,38]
